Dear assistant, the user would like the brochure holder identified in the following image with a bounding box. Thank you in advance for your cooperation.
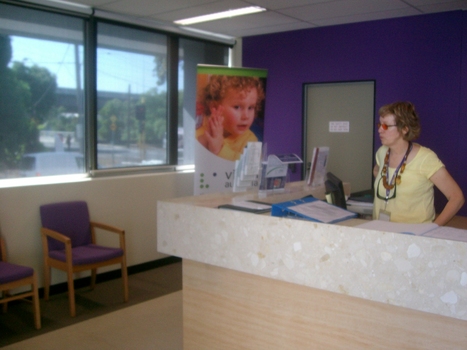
[306,147,329,188]
[259,154,303,193]
[233,142,263,193]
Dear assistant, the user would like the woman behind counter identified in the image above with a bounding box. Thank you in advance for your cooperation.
[373,101,464,225]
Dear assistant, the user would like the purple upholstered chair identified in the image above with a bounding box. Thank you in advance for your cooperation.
[0,237,41,329]
[40,201,128,317]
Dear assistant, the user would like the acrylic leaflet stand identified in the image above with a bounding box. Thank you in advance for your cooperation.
[259,154,303,194]
[232,142,263,193]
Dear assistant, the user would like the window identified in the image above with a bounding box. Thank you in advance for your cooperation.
[96,23,168,169]
[0,3,85,178]
[0,2,229,180]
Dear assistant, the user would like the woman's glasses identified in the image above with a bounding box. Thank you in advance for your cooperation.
[377,123,397,130]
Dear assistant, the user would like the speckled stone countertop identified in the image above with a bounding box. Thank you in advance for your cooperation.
[157,183,467,321]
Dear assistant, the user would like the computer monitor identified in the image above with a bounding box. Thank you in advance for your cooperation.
[325,172,347,210]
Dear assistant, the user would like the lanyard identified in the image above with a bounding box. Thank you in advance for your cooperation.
[384,142,413,201]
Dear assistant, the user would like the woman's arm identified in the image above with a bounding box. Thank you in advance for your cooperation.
[430,167,465,226]
[373,164,379,178]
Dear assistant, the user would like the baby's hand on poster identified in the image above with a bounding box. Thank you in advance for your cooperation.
[205,107,224,155]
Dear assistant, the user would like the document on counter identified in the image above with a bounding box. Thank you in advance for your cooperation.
[422,226,467,242]
[356,220,467,242]
[218,200,272,214]
[356,220,437,235]
[271,196,357,224]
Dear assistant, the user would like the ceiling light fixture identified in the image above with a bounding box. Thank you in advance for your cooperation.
[174,6,266,26]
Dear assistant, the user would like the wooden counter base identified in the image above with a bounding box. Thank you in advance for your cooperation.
[183,259,467,349]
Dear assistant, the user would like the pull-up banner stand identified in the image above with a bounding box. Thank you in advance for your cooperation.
[194,65,267,195]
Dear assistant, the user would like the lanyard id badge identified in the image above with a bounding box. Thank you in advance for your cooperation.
[378,209,391,221]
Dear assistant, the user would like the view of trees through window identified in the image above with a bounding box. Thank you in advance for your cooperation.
[0,2,229,180]
[96,22,169,169]
[0,14,86,178]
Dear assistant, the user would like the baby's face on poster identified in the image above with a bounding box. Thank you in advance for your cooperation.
[217,87,258,137]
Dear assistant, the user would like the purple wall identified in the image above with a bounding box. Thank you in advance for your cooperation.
[243,10,467,216]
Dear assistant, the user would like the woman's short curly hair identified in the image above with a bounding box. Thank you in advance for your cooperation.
[200,75,265,117]
[379,101,421,141]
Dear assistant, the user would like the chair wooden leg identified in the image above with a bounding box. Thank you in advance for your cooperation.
[43,265,51,301]
[122,261,129,303]
[32,273,41,329]
[2,291,8,313]
[67,271,76,317]
[91,268,97,290]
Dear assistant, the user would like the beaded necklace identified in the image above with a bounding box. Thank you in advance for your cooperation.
[381,141,413,190]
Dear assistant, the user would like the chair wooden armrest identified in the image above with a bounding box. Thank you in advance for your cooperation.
[90,221,124,235]
[40,227,73,266]
[90,221,125,249]
[41,227,72,244]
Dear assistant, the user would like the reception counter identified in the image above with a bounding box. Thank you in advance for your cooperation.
[157,183,467,348]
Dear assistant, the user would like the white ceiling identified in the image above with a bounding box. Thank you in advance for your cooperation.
[60,0,467,38]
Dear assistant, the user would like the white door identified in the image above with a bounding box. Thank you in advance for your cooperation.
[304,81,375,193]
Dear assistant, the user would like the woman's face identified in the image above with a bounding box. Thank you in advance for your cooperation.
[378,114,405,147]
[219,87,258,137]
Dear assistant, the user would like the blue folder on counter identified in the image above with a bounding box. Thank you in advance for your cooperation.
[271,196,357,224]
